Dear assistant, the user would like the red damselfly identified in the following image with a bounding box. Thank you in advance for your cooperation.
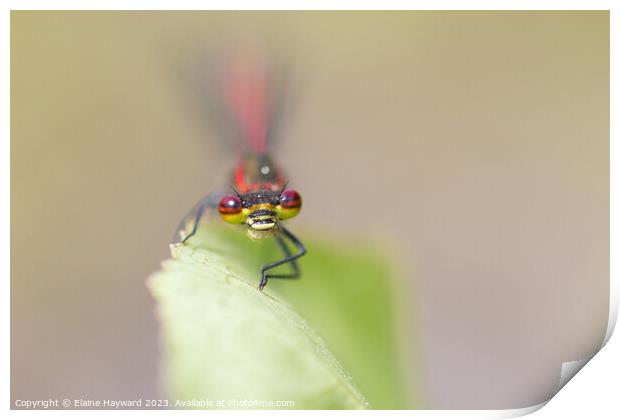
[175,53,305,291]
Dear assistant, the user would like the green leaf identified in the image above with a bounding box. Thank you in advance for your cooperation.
[265,235,414,409]
[147,221,413,409]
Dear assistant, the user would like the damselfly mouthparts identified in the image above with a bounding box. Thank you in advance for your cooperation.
[175,53,306,291]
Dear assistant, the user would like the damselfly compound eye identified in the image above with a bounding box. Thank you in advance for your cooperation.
[277,189,302,220]
[218,195,246,224]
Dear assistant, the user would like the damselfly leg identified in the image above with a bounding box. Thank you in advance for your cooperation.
[174,191,226,243]
[272,235,301,278]
[259,226,306,290]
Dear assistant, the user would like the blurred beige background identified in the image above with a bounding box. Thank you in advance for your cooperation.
[11,11,609,409]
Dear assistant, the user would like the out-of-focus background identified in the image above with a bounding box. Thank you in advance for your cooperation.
[11,11,609,409]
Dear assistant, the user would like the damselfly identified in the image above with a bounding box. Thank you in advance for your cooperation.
[175,53,306,291]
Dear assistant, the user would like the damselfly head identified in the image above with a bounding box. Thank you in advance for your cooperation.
[218,188,302,238]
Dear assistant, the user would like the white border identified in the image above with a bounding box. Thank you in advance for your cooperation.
[0,0,613,10]
[1,0,617,10]
[3,2,617,419]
